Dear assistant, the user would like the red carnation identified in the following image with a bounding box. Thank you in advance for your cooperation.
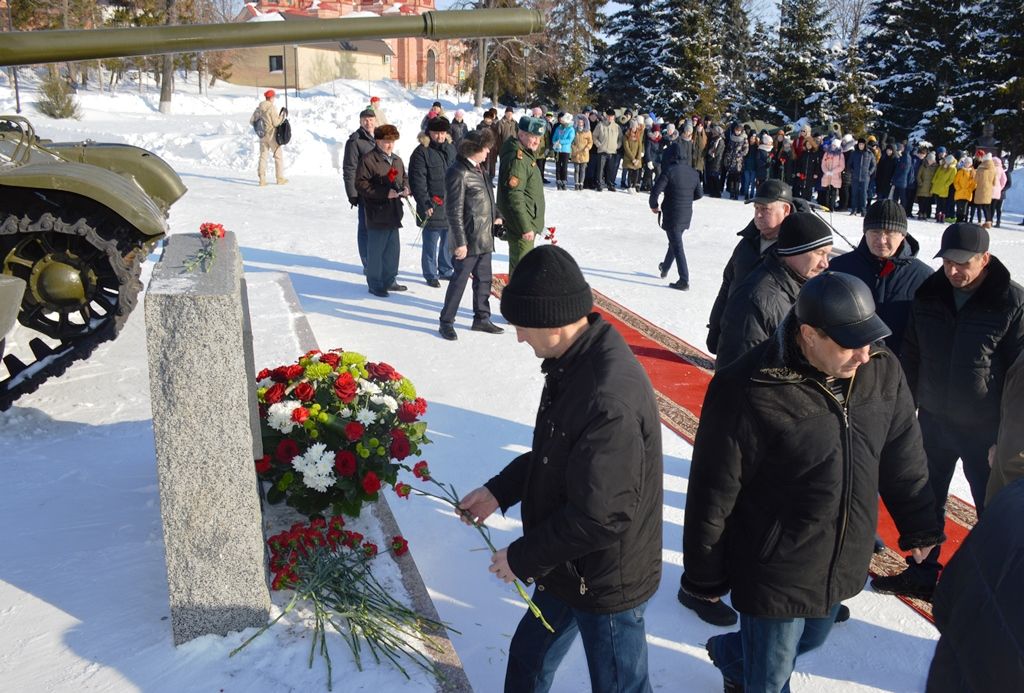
[275,438,300,464]
[310,517,327,530]
[256,368,272,381]
[397,402,419,423]
[255,454,272,474]
[334,450,357,476]
[394,482,411,498]
[412,460,430,480]
[361,471,381,495]
[431,195,443,206]
[293,382,316,402]
[367,362,401,381]
[334,371,358,403]
[342,530,363,548]
[413,397,428,415]
[291,406,310,424]
[389,430,411,460]
[329,515,345,531]
[391,535,409,556]
[362,542,378,558]
[320,352,340,368]
[344,422,365,442]
[285,364,305,380]
[264,382,286,405]
[387,167,398,183]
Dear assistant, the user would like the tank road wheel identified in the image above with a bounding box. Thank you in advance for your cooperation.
[0,203,143,410]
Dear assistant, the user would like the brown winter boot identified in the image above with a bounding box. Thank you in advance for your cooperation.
[277,178,289,185]
[258,179,267,187]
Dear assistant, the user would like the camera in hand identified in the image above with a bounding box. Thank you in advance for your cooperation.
[492,220,505,240]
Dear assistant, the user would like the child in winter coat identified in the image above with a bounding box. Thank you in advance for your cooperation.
[916,152,938,219]
[820,138,846,211]
[570,114,593,191]
[953,158,977,222]
[551,113,576,191]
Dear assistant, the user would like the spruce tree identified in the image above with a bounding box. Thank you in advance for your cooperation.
[660,0,721,119]
[594,0,669,110]
[966,0,1022,162]
[770,0,829,123]
[714,0,753,121]
[831,43,877,137]
[535,0,606,112]
[746,19,781,124]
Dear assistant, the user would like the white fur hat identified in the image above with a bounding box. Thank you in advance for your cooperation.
[559,112,572,124]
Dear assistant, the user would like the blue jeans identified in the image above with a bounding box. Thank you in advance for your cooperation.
[661,227,689,284]
[421,226,453,280]
[742,169,757,200]
[366,227,400,292]
[709,604,840,693]
[505,589,652,693]
[356,201,368,271]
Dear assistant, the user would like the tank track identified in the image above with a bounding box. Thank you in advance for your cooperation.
[0,196,143,411]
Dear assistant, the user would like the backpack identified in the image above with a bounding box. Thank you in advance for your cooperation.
[251,108,266,138]
[275,118,291,146]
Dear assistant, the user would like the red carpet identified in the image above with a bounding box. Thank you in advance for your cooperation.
[492,276,973,622]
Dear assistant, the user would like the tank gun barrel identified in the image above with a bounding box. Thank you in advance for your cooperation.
[0,8,543,67]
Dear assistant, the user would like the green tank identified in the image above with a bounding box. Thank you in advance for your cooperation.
[0,8,542,410]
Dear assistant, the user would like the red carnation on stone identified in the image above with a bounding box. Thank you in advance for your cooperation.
[362,541,378,558]
[344,422,365,442]
[361,471,381,495]
[293,382,316,402]
[391,535,409,556]
[334,450,357,476]
[334,371,358,403]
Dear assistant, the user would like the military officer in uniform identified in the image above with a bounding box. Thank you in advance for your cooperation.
[497,116,547,275]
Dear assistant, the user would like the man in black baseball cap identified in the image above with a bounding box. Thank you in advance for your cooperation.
[705,179,796,357]
[872,222,1024,602]
[685,271,942,692]
[458,245,663,692]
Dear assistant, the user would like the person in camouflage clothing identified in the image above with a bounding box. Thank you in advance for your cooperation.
[497,116,547,275]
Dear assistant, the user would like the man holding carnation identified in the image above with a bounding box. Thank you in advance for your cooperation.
[356,124,410,297]
[459,245,663,693]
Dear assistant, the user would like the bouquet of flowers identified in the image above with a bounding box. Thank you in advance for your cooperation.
[255,348,430,519]
[542,226,558,245]
[231,517,446,689]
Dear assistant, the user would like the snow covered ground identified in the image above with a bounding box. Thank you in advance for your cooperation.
[1,72,1022,692]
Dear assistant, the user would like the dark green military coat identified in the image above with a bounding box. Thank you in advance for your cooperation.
[497,135,545,239]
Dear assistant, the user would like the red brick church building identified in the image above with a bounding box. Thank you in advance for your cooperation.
[247,0,468,87]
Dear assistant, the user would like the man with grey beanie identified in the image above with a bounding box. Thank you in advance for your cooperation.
[457,245,663,693]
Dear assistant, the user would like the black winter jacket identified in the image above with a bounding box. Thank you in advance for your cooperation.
[485,315,664,613]
[450,119,469,148]
[715,250,803,370]
[926,478,1024,693]
[902,257,1024,436]
[342,127,375,199]
[682,315,943,618]
[707,221,775,354]
[828,234,933,356]
[445,156,495,257]
[649,158,702,233]
[408,140,455,229]
[355,147,406,229]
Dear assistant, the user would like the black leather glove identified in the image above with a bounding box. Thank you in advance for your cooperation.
[349,196,359,208]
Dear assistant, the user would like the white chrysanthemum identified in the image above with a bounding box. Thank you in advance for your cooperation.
[256,377,274,390]
[355,408,377,426]
[359,379,381,396]
[292,443,336,493]
[338,407,352,418]
[267,401,302,434]
[370,394,399,413]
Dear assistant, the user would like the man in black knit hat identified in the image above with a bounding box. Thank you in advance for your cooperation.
[458,245,663,693]
[714,212,833,371]
[829,199,932,356]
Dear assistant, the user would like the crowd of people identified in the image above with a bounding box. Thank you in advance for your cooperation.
[319,93,1024,693]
